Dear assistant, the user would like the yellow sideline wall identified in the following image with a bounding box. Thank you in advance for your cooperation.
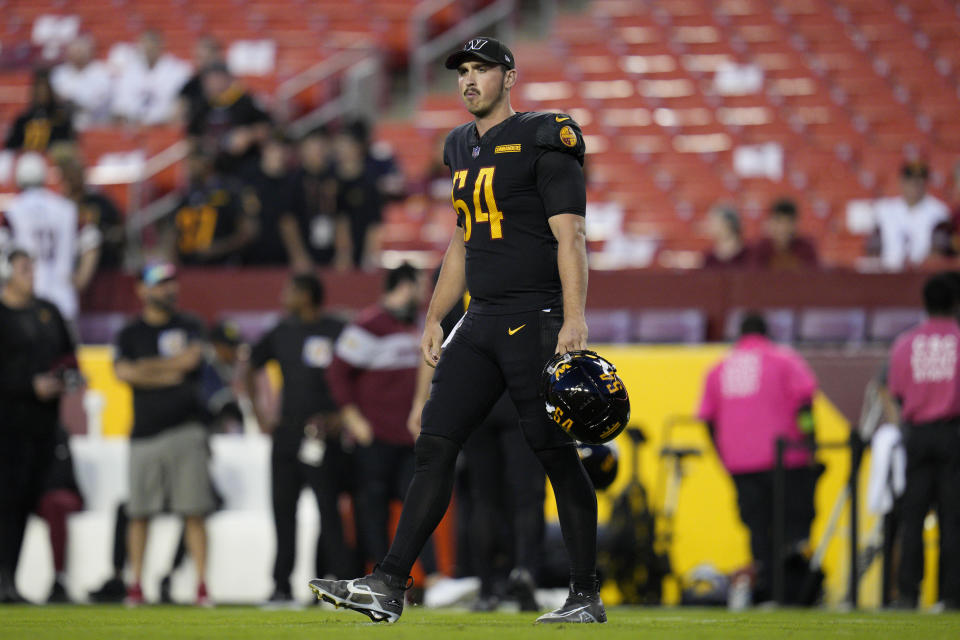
[79,344,939,607]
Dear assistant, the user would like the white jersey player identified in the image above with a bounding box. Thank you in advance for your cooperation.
[0,153,101,321]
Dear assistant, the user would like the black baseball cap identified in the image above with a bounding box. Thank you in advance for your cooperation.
[444,37,515,70]
[901,161,929,180]
[210,320,242,346]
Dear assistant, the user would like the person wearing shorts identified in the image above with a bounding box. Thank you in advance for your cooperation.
[114,262,215,606]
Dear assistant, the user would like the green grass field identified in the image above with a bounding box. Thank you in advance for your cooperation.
[2,606,960,640]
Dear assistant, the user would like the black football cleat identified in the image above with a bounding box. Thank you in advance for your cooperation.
[535,586,607,624]
[507,568,539,612]
[308,570,410,623]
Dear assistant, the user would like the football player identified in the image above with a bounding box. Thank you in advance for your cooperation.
[309,37,604,623]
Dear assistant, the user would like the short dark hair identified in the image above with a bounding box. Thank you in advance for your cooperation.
[739,312,768,338]
[712,205,741,237]
[923,273,956,316]
[385,262,419,292]
[770,198,798,219]
[291,273,325,307]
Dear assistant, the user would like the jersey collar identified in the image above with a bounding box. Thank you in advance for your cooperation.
[469,113,519,146]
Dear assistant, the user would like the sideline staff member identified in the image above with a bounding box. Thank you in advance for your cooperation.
[114,262,216,606]
[698,313,820,604]
[0,248,77,603]
[247,273,352,605]
[887,273,960,609]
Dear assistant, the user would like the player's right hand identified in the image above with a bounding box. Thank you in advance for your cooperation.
[421,321,444,368]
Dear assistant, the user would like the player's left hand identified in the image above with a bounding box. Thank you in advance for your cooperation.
[555,316,588,354]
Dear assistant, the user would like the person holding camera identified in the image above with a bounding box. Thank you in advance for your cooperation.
[0,248,79,603]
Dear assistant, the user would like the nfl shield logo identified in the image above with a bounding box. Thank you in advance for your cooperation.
[472,146,480,158]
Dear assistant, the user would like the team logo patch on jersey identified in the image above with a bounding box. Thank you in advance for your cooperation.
[472,145,480,158]
[494,144,522,154]
[303,336,333,368]
[158,329,188,356]
[559,126,577,148]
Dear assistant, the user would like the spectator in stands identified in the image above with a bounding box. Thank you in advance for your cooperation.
[872,162,949,271]
[887,273,960,610]
[57,154,125,271]
[333,129,383,270]
[929,160,960,259]
[345,119,406,202]
[187,62,271,175]
[163,149,254,265]
[35,425,84,603]
[178,36,224,126]
[112,29,191,126]
[291,127,343,269]
[246,273,353,605]
[327,264,439,575]
[0,249,78,604]
[4,68,75,151]
[51,34,113,128]
[752,198,819,270]
[702,204,751,268]
[0,152,100,322]
[697,313,821,604]
[113,262,215,606]
[240,132,307,266]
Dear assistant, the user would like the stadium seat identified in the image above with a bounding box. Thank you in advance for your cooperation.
[632,309,707,344]
[797,307,867,344]
[868,307,925,343]
[585,309,633,343]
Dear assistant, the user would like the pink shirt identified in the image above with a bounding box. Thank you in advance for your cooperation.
[888,317,960,426]
[698,335,818,474]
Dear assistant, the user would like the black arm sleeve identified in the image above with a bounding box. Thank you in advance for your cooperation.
[535,151,586,218]
[249,328,275,369]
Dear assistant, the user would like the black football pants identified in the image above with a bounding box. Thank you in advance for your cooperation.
[271,437,352,592]
[382,309,598,592]
[732,467,817,603]
[462,394,546,596]
[0,426,55,592]
[897,422,960,606]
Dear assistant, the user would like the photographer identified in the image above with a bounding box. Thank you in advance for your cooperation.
[0,248,79,603]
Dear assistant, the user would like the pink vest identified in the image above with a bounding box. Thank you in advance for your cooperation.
[888,317,960,426]
[698,335,817,474]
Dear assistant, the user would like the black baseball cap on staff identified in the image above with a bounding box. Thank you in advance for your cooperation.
[444,37,516,70]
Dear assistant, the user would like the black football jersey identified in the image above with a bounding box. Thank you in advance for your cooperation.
[443,111,587,314]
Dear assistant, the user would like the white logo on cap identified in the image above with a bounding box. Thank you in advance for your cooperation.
[504,55,511,62]
[464,39,488,51]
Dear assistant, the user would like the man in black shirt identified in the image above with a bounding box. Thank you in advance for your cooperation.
[4,69,75,152]
[187,62,271,175]
[247,273,352,605]
[240,133,309,267]
[291,127,341,269]
[59,155,125,270]
[114,262,216,606]
[167,150,254,265]
[0,248,77,603]
[310,37,599,624]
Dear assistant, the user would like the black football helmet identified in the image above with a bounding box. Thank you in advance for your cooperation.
[540,350,630,445]
[577,442,620,490]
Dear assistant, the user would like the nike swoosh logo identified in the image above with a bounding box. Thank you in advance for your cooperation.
[346,582,388,598]
[544,605,590,619]
[508,324,527,335]
[555,116,569,122]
